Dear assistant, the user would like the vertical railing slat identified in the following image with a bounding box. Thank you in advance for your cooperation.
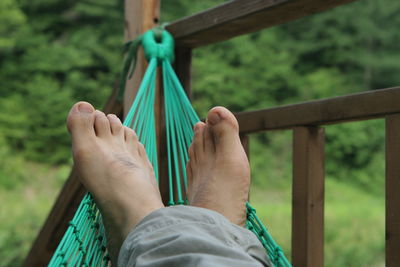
[292,126,325,267]
[385,114,400,266]
[240,134,250,159]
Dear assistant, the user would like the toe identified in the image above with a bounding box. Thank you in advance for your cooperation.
[94,110,112,137]
[193,122,205,154]
[138,143,149,164]
[107,114,123,136]
[188,144,195,161]
[206,106,240,149]
[67,101,96,141]
[124,126,139,149]
[203,125,214,154]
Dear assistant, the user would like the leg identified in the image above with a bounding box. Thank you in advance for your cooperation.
[119,106,270,266]
[119,205,271,267]
[67,102,164,264]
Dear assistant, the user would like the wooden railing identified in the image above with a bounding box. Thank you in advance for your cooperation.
[235,86,400,266]
[25,1,400,266]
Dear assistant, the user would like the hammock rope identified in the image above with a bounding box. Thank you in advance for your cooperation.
[49,28,291,267]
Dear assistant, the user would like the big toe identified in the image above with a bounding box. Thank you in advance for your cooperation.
[67,101,96,140]
[206,106,240,148]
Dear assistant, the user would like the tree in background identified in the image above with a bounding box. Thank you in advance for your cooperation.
[0,0,124,164]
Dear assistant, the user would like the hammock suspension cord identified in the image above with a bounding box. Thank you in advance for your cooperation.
[49,28,291,267]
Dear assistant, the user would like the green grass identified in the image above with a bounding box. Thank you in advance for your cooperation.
[0,162,70,267]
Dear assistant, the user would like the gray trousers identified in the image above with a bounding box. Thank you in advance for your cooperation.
[118,205,272,267]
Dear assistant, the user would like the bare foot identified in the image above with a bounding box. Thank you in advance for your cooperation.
[66,101,164,264]
[187,106,250,226]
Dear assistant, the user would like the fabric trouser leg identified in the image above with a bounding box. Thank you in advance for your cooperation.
[118,205,272,267]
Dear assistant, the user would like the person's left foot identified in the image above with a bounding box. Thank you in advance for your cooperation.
[67,101,164,264]
[186,107,250,226]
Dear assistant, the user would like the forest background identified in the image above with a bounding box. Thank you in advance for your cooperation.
[1,0,399,266]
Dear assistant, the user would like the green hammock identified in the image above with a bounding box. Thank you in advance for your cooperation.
[49,29,291,267]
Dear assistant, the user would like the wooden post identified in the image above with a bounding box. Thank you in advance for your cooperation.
[292,126,325,267]
[123,0,160,116]
[174,46,192,97]
[122,0,167,202]
[385,114,400,266]
[162,46,193,203]
[240,134,250,159]
[239,133,250,201]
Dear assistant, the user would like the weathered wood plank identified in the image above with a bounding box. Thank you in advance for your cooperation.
[174,46,192,97]
[385,114,400,266]
[235,87,400,134]
[240,134,250,159]
[167,0,356,48]
[292,126,325,267]
[123,0,160,116]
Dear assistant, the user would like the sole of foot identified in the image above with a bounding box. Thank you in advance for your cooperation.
[67,101,164,263]
[186,106,250,226]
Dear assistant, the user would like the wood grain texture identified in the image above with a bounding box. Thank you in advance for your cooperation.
[174,46,192,97]
[292,126,325,267]
[155,66,170,204]
[123,0,160,116]
[123,0,169,204]
[167,0,356,48]
[167,46,193,203]
[235,87,400,134]
[240,134,250,159]
[385,114,400,267]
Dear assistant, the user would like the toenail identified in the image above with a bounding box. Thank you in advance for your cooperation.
[78,103,94,113]
[208,112,220,125]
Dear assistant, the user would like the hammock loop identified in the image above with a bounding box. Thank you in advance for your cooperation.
[117,28,174,101]
[142,29,175,64]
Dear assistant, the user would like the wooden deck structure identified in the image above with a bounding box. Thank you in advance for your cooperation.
[24,0,400,266]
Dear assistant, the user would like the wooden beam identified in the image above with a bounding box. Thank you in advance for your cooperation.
[123,0,170,204]
[174,46,192,97]
[122,0,167,203]
[123,0,160,116]
[235,87,400,134]
[240,134,251,201]
[166,0,356,48]
[385,114,400,266]
[169,46,193,203]
[240,134,250,159]
[292,126,325,267]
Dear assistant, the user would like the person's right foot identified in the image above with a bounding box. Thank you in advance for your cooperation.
[67,101,164,264]
[186,107,250,226]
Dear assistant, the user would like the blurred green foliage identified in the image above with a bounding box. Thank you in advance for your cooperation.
[0,0,398,266]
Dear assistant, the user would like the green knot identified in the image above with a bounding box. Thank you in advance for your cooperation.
[141,30,175,64]
[117,26,174,102]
